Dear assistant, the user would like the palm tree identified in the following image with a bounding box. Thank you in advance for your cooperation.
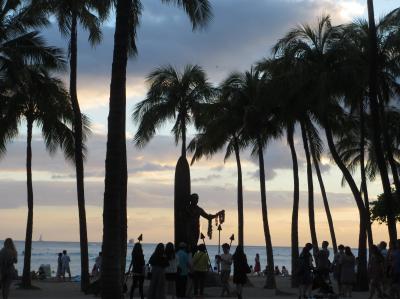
[102,1,212,296]
[188,73,248,246]
[366,0,397,244]
[337,108,400,244]
[1,66,87,288]
[300,119,318,256]
[256,57,303,285]
[306,120,338,254]
[342,12,400,243]
[0,0,63,78]
[133,64,213,247]
[34,0,109,290]
[238,69,280,289]
[273,15,369,290]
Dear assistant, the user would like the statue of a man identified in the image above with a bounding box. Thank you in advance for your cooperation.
[187,193,224,249]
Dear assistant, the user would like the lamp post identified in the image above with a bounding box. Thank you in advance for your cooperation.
[217,225,222,255]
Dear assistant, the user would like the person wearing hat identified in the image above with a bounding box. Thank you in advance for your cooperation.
[176,242,189,298]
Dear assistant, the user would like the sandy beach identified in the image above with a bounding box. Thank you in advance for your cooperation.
[7,276,369,299]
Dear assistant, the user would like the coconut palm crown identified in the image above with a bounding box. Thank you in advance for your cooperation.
[133,64,214,157]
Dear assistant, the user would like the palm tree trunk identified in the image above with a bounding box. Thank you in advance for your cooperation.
[101,0,131,297]
[256,137,276,289]
[377,95,400,199]
[175,112,191,247]
[121,138,128,280]
[324,122,369,291]
[233,136,244,246]
[307,129,338,254]
[69,11,89,292]
[22,117,34,288]
[287,125,299,287]
[367,0,397,244]
[300,121,318,257]
[360,99,374,251]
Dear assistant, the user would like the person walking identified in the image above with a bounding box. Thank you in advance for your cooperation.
[148,243,169,299]
[333,244,345,295]
[219,243,232,297]
[56,252,63,279]
[340,247,356,298]
[176,242,189,298]
[61,250,71,280]
[297,243,314,298]
[165,243,178,299]
[232,245,250,299]
[254,253,261,276]
[127,244,145,299]
[0,238,17,299]
[192,244,209,296]
[369,245,385,299]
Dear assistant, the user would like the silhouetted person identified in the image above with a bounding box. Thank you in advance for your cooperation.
[340,247,355,297]
[165,242,178,299]
[56,252,62,279]
[333,244,345,295]
[176,242,189,298]
[187,193,224,249]
[192,244,209,296]
[148,243,169,299]
[92,252,102,278]
[379,241,388,258]
[61,250,71,280]
[297,243,314,298]
[254,253,261,276]
[390,240,400,298]
[220,243,232,297]
[274,266,281,276]
[232,245,250,299]
[128,244,145,299]
[0,238,17,299]
[316,241,330,281]
[369,245,385,299]
[281,266,289,277]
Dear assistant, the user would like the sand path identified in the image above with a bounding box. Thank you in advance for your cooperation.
[8,276,369,298]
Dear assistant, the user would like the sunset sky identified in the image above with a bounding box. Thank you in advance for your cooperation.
[1,0,399,247]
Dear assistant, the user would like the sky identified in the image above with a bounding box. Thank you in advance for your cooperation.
[1,0,400,247]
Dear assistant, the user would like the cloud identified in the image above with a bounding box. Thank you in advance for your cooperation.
[40,0,368,111]
[192,174,221,183]
[0,171,357,212]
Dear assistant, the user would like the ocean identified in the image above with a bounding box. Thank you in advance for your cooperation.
[12,241,297,277]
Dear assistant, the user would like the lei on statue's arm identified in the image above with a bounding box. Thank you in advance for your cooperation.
[207,210,225,239]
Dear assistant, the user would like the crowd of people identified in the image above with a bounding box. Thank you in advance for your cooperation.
[5,236,400,299]
[126,242,251,299]
[296,240,400,299]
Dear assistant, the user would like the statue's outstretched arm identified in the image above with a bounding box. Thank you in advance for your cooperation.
[200,208,224,220]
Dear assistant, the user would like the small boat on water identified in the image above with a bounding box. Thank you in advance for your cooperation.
[128,238,134,244]
[38,234,44,242]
